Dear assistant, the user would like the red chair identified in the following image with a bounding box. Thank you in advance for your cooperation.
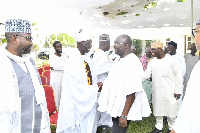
[40,75,47,85]
[43,71,50,85]
[43,85,58,132]
[37,68,44,75]
[43,65,50,71]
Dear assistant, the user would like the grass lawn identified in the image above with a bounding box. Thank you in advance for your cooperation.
[127,113,170,133]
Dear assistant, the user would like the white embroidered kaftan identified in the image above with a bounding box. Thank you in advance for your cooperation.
[143,54,183,118]
[49,53,68,109]
[98,53,151,121]
[56,48,98,133]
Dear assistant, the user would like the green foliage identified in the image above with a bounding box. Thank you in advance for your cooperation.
[127,114,170,133]
[116,12,128,16]
[177,0,186,2]
[132,39,142,57]
[144,2,157,10]
[145,40,153,48]
[49,33,76,48]
[135,14,141,16]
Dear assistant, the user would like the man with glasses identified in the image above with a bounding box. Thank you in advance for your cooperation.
[98,34,151,133]
[171,16,200,133]
[143,42,183,133]
[0,19,50,132]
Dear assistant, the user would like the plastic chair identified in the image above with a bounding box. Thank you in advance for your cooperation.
[43,71,50,85]
[43,85,58,132]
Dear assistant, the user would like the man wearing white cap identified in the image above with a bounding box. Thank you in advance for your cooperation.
[56,33,102,133]
[171,16,200,133]
[143,42,183,133]
[0,19,50,132]
[92,34,113,131]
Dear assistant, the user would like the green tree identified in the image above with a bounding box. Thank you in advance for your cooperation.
[132,39,142,57]
[145,40,153,48]
[49,33,76,47]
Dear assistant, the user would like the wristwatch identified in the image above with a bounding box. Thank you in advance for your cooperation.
[121,115,127,120]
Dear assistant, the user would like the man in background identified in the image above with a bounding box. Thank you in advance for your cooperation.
[49,41,68,109]
[144,42,182,133]
[183,43,199,99]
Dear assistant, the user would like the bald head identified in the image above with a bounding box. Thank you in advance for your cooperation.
[114,34,132,58]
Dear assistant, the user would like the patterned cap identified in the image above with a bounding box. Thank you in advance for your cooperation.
[5,19,31,33]
[99,34,110,41]
[196,16,200,25]
[151,42,164,49]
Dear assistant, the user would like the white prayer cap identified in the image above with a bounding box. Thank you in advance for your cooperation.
[74,32,92,42]
[5,19,31,33]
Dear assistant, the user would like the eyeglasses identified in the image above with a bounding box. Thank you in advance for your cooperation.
[114,41,127,46]
[15,34,33,41]
[192,29,200,37]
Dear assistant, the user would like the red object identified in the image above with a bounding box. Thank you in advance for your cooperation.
[50,112,58,124]
[43,65,50,71]
[37,68,44,75]
[43,85,58,126]
[40,75,47,85]
[43,71,50,85]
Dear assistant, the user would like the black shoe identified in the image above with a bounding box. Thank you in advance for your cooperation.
[151,128,162,133]
[168,130,171,133]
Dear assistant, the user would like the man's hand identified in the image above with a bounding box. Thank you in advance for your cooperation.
[119,117,127,128]
[174,93,181,100]
[97,82,103,92]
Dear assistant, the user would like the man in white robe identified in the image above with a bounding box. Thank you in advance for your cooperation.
[92,34,113,130]
[0,19,50,133]
[56,34,102,133]
[98,34,151,133]
[171,16,200,133]
[183,43,199,99]
[144,42,183,133]
[167,41,186,103]
[49,41,68,109]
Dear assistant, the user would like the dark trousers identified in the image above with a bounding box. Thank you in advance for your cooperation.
[112,117,131,133]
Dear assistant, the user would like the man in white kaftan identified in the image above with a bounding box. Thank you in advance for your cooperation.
[0,19,50,133]
[56,35,101,133]
[92,34,113,129]
[171,16,200,133]
[49,41,68,109]
[167,41,186,103]
[144,42,183,133]
[98,34,151,133]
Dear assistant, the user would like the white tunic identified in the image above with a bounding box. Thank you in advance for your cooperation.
[173,60,200,133]
[144,54,183,118]
[56,49,98,133]
[98,53,151,121]
[0,47,50,133]
[92,49,113,127]
[49,53,68,109]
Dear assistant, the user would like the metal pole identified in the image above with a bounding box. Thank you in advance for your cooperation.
[191,0,193,43]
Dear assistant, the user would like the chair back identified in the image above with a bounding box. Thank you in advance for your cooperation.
[43,85,57,115]
[40,75,47,85]
[43,71,50,85]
